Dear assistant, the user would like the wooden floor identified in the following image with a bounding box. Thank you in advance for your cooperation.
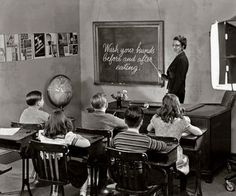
[0,158,236,196]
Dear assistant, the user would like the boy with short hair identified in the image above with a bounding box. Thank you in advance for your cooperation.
[112,105,167,152]
[84,92,128,193]
[20,90,49,124]
[84,92,127,131]
[111,105,168,187]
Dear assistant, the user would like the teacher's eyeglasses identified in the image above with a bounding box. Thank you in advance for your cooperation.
[172,44,181,48]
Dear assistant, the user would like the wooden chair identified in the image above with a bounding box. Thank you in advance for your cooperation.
[30,140,70,196]
[106,147,167,196]
[74,127,112,195]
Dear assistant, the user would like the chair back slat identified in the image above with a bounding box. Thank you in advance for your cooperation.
[42,152,49,179]
[54,156,60,180]
[30,140,69,185]
[48,155,54,180]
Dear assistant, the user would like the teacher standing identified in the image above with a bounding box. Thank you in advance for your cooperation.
[160,35,189,103]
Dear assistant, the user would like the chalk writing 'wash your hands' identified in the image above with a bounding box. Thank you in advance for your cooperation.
[102,42,156,75]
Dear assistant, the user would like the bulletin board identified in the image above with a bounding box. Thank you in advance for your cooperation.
[93,21,164,85]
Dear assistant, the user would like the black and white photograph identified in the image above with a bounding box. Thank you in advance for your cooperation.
[5,34,20,62]
[45,33,58,58]
[0,1,236,196]
[34,33,45,58]
[0,34,5,62]
[19,33,33,60]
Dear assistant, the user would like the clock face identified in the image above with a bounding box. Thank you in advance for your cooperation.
[47,75,73,108]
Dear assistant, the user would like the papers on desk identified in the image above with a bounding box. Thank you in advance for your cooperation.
[0,128,20,135]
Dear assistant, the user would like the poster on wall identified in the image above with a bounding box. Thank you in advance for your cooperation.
[58,32,79,57]
[69,32,78,55]
[34,33,45,58]
[0,34,5,62]
[45,33,58,58]
[5,34,20,62]
[58,33,69,57]
[19,33,33,60]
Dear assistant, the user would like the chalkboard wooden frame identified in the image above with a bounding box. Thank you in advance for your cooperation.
[93,21,164,85]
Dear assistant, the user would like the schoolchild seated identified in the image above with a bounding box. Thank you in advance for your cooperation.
[147,93,202,195]
[20,90,49,124]
[111,105,168,186]
[38,110,90,196]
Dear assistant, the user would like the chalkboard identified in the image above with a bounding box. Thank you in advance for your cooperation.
[93,21,164,85]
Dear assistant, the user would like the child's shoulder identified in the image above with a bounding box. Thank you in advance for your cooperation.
[182,116,191,123]
[151,114,161,120]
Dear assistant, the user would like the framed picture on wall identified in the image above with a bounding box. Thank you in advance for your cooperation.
[58,32,78,57]
[58,33,69,57]
[34,33,45,58]
[5,34,20,61]
[93,21,164,85]
[19,33,33,60]
[0,34,5,62]
[69,32,78,55]
[45,33,58,58]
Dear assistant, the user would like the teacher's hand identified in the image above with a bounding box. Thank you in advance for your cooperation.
[157,69,162,78]
[161,74,169,81]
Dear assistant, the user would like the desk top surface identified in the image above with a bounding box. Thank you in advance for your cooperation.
[147,137,178,166]
[0,128,37,142]
[78,132,104,144]
[108,101,230,118]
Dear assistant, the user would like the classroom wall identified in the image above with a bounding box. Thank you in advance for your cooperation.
[80,0,236,152]
[0,0,81,127]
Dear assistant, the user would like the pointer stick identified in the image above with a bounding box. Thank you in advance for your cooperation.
[150,61,162,77]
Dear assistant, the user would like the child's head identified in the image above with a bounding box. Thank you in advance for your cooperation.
[44,110,73,139]
[124,105,144,129]
[90,93,108,110]
[26,90,44,107]
[159,93,183,123]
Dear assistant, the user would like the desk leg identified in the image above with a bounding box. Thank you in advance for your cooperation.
[94,166,98,195]
[90,166,98,196]
[90,166,94,195]
[20,157,32,196]
[167,166,174,196]
[195,151,202,196]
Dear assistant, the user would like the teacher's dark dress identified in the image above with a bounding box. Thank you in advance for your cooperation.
[162,51,189,103]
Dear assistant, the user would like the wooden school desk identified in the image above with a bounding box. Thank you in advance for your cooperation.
[180,129,207,196]
[107,101,231,183]
[0,128,37,196]
[147,130,206,196]
[68,132,104,196]
[147,136,178,196]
